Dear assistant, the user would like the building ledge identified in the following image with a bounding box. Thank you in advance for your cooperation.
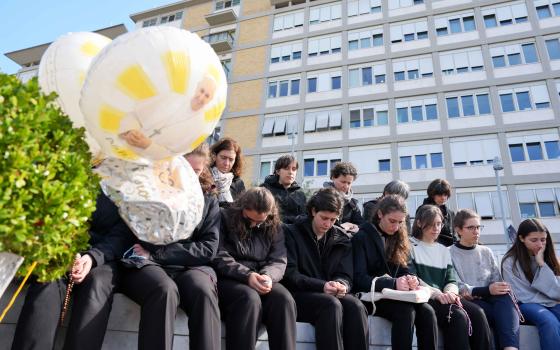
[205,8,237,26]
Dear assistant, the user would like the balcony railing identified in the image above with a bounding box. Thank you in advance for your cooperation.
[203,32,235,52]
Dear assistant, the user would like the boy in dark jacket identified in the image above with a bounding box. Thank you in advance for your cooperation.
[283,188,368,350]
[416,179,457,246]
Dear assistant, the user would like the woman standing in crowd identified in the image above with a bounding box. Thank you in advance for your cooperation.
[210,137,245,207]
[353,195,438,350]
[119,145,222,350]
[416,179,456,246]
[450,209,519,350]
[323,162,365,234]
[283,187,369,350]
[12,191,135,350]
[502,219,560,350]
[260,154,306,224]
[213,187,296,350]
[363,180,411,231]
[410,205,492,350]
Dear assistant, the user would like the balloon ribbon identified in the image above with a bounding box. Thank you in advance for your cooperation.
[0,261,37,323]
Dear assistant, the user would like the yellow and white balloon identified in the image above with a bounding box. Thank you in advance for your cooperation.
[38,32,111,158]
[81,26,227,163]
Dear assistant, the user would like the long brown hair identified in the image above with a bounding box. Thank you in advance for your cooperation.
[185,143,216,195]
[501,218,560,282]
[371,195,410,267]
[210,137,243,177]
[225,187,280,239]
[412,205,444,239]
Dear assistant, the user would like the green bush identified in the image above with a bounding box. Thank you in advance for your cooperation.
[0,73,99,282]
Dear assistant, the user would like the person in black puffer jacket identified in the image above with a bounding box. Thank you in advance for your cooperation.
[415,179,457,246]
[260,154,306,224]
[323,162,365,235]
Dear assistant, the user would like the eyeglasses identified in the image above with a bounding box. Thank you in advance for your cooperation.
[463,225,484,232]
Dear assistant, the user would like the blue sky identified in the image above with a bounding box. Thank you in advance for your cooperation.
[0,0,174,74]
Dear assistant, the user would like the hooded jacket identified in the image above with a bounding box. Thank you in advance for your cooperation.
[260,175,306,224]
[323,181,365,227]
[416,197,457,247]
[212,208,287,283]
[123,194,220,278]
[282,216,353,293]
[352,222,410,293]
[87,191,136,267]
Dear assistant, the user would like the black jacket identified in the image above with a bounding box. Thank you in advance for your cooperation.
[282,216,353,293]
[212,209,287,283]
[124,195,220,276]
[86,192,135,267]
[260,175,306,224]
[363,197,412,233]
[417,197,457,247]
[341,197,366,226]
[352,223,410,293]
[219,176,246,208]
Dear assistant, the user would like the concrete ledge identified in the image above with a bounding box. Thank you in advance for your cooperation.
[0,284,540,350]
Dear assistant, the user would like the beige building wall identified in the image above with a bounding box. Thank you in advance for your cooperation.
[223,115,259,151]
[232,46,267,77]
[242,0,271,16]
[227,80,263,112]
[238,17,270,45]
[183,2,212,30]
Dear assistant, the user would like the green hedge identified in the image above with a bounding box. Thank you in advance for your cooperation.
[0,73,99,282]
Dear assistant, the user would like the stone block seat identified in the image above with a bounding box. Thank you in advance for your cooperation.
[0,283,541,350]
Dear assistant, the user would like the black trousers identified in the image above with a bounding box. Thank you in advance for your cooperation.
[365,299,438,350]
[11,277,65,350]
[120,265,221,350]
[293,291,369,350]
[429,298,492,350]
[63,262,121,350]
[217,278,297,350]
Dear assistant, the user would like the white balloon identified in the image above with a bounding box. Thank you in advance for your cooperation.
[81,27,227,164]
[38,32,111,156]
[96,156,204,244]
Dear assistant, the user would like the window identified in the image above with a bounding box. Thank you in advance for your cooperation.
[517,188,560,218]
[304,109,342,132]
[379,159,391,172]
[348,27,383,51]
[450,137,500,167]
[308,35,341,57]
[142,18,157,27]
[348,0,382,17]
[303,157,341,177]
[158,11,183,24]
[261,115,298,137]
[396,97,438,123]
[307,71,342,93]
[482,2,529,28]
[390,19,429,44]
[535,1,560,19]
[508,133,560,162]
[349,102,389,128]
[215,0,240,11]
[270,42,303,64]
[400,156,412,170]
[273,10,304,32]
[545,38,560,60]
[446,91,491,118]
[509,143,525,161]
[260,161,272,179]
[431,153,443,168]
[392,56,433,82]
[304,159,314,176]
[434,11,477,36]
[498,84,551,112]
[440,48,485,75]
[545,140,560,159]
[221,59,231,79]
[349,63,386,88]
[268,78,300,99]
[415,154,427,169]
[399,143,444,170]
[527,142,544,160]
[309,2,342,25]
[490,42,539,68]
[456,191,511,219]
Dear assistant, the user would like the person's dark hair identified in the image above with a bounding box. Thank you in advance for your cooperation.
[330,161,358,180]
[501,218,560,282]
[427,179,452,199]
[274,154,298,173]
[306,187,344,217]
[453,209,480,232]
[210,137,243,177]
[382,180,410,199]
[185,143,216,195]
[226,187,280,239]
[412,205,444,239]
[371,195,410,267]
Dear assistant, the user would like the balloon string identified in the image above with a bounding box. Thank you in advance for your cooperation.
[0,261,37,323]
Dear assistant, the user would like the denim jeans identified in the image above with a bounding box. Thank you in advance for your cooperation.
[474,295,520,349]
[519,303,560,350]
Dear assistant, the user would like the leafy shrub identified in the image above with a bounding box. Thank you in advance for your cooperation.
[0,73,99,282]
